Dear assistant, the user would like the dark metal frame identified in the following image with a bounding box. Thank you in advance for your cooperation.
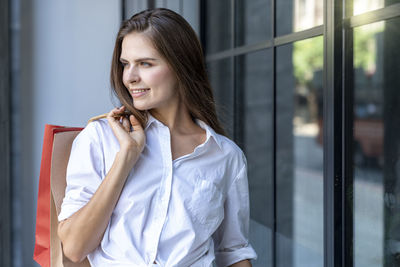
[231,0,239,142]
[199,0,207,52]
[0,0,11,266]
[122,0,185,19]
[121,0,126,21]
[343,2,354,267]
[323,0,345,266]
[205,26,323,61]
[148,0,154,9]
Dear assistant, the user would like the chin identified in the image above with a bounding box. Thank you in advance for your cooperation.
[133,102,151,111]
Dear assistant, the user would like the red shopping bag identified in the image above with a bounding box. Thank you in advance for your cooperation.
[33,125,87,267]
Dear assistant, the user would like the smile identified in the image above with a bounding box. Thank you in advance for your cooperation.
[130,88,150,98]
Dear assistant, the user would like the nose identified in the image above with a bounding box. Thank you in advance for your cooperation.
[125,66,140,84]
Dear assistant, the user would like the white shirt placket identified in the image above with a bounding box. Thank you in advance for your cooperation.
[148,126,173,265]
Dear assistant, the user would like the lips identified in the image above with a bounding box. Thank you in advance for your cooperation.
[130,88,150,98]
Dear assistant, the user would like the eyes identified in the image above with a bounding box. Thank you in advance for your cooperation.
[120,61,152,68]
[140,62,152,67]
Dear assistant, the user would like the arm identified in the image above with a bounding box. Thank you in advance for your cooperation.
[213,159,257,266]
[229,260,252,267]
[58,106,145,263]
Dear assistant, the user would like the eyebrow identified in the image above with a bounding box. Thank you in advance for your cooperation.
[119,57,157,62]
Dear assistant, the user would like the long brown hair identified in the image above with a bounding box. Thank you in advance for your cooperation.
[110,8,226,136]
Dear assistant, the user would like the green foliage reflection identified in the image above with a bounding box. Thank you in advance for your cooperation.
[293,36,323,87]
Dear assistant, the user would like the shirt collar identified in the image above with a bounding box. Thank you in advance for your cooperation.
[195,119,223,150]
[144,112,223,150]
[144,112,159,130]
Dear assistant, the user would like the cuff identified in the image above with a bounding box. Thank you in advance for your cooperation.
[215,245,257,267]
[58,203,84,221]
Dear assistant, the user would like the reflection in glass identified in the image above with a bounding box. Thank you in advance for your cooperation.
[353,0,400,16]
[276,0,323,36]
[235,0,271,46]
[236,50,273,266]
[207,59,234,138]
[353,18,400,267]
[276,36,324,267]
[205,0,232,54]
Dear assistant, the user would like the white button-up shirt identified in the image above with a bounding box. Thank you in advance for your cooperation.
[59,114,257,267]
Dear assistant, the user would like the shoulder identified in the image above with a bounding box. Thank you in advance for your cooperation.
[216,134,245,158]
[86,118,111,134]
[74,118,112,146]
[212,133,247,174]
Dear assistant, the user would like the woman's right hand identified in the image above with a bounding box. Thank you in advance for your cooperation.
[107,106,146,157]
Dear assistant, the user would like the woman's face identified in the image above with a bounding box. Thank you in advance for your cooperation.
[120,32,179,112]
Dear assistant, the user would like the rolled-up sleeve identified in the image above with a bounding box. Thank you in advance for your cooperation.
[213,163,257,267]
[58,122,104,221]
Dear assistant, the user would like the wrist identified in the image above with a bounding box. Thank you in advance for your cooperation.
[118,146,140,165]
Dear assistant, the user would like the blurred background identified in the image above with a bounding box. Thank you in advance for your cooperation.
[1,0,400,266]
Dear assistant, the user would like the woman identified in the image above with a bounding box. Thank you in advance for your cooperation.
[57,8,256,267]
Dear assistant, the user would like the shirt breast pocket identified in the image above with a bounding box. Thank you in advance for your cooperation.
[187,178,224,231]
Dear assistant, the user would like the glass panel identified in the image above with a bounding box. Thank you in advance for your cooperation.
[124,0,148,19]
[276,36,324,267]
[207,58,234,138]
[353,0,399,16]
[353,18,400,267]
[182,0,200,36]
[155,0,165,8]
[205,0,232,54]
[236,49,274,266]
[166,0,180,13]
[235,0,271,46]
[276,0,323,36]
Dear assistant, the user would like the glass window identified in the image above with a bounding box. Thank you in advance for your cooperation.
[353,0,400,16]
[235,0,271,46]
[207,58,234,138]
[276,36,324,267]
[124,0,148,18]
[182,0,200,36]
[353,18,400,267]
[236,49,274,266]
[276,0,323,36]
[205,0,232,54]
[155,0,163,7]
[166,0,180,13]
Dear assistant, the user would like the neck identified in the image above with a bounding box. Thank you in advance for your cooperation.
[149,101,196,133]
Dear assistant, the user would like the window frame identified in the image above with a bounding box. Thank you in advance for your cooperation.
[0,0,12,265]
[200,0,400,266]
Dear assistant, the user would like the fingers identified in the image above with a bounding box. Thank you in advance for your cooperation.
[107,106,143,133]
[122,117,131,132]
[107,106,125,121]
[107,106,130,132]
[129,115,143,132]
